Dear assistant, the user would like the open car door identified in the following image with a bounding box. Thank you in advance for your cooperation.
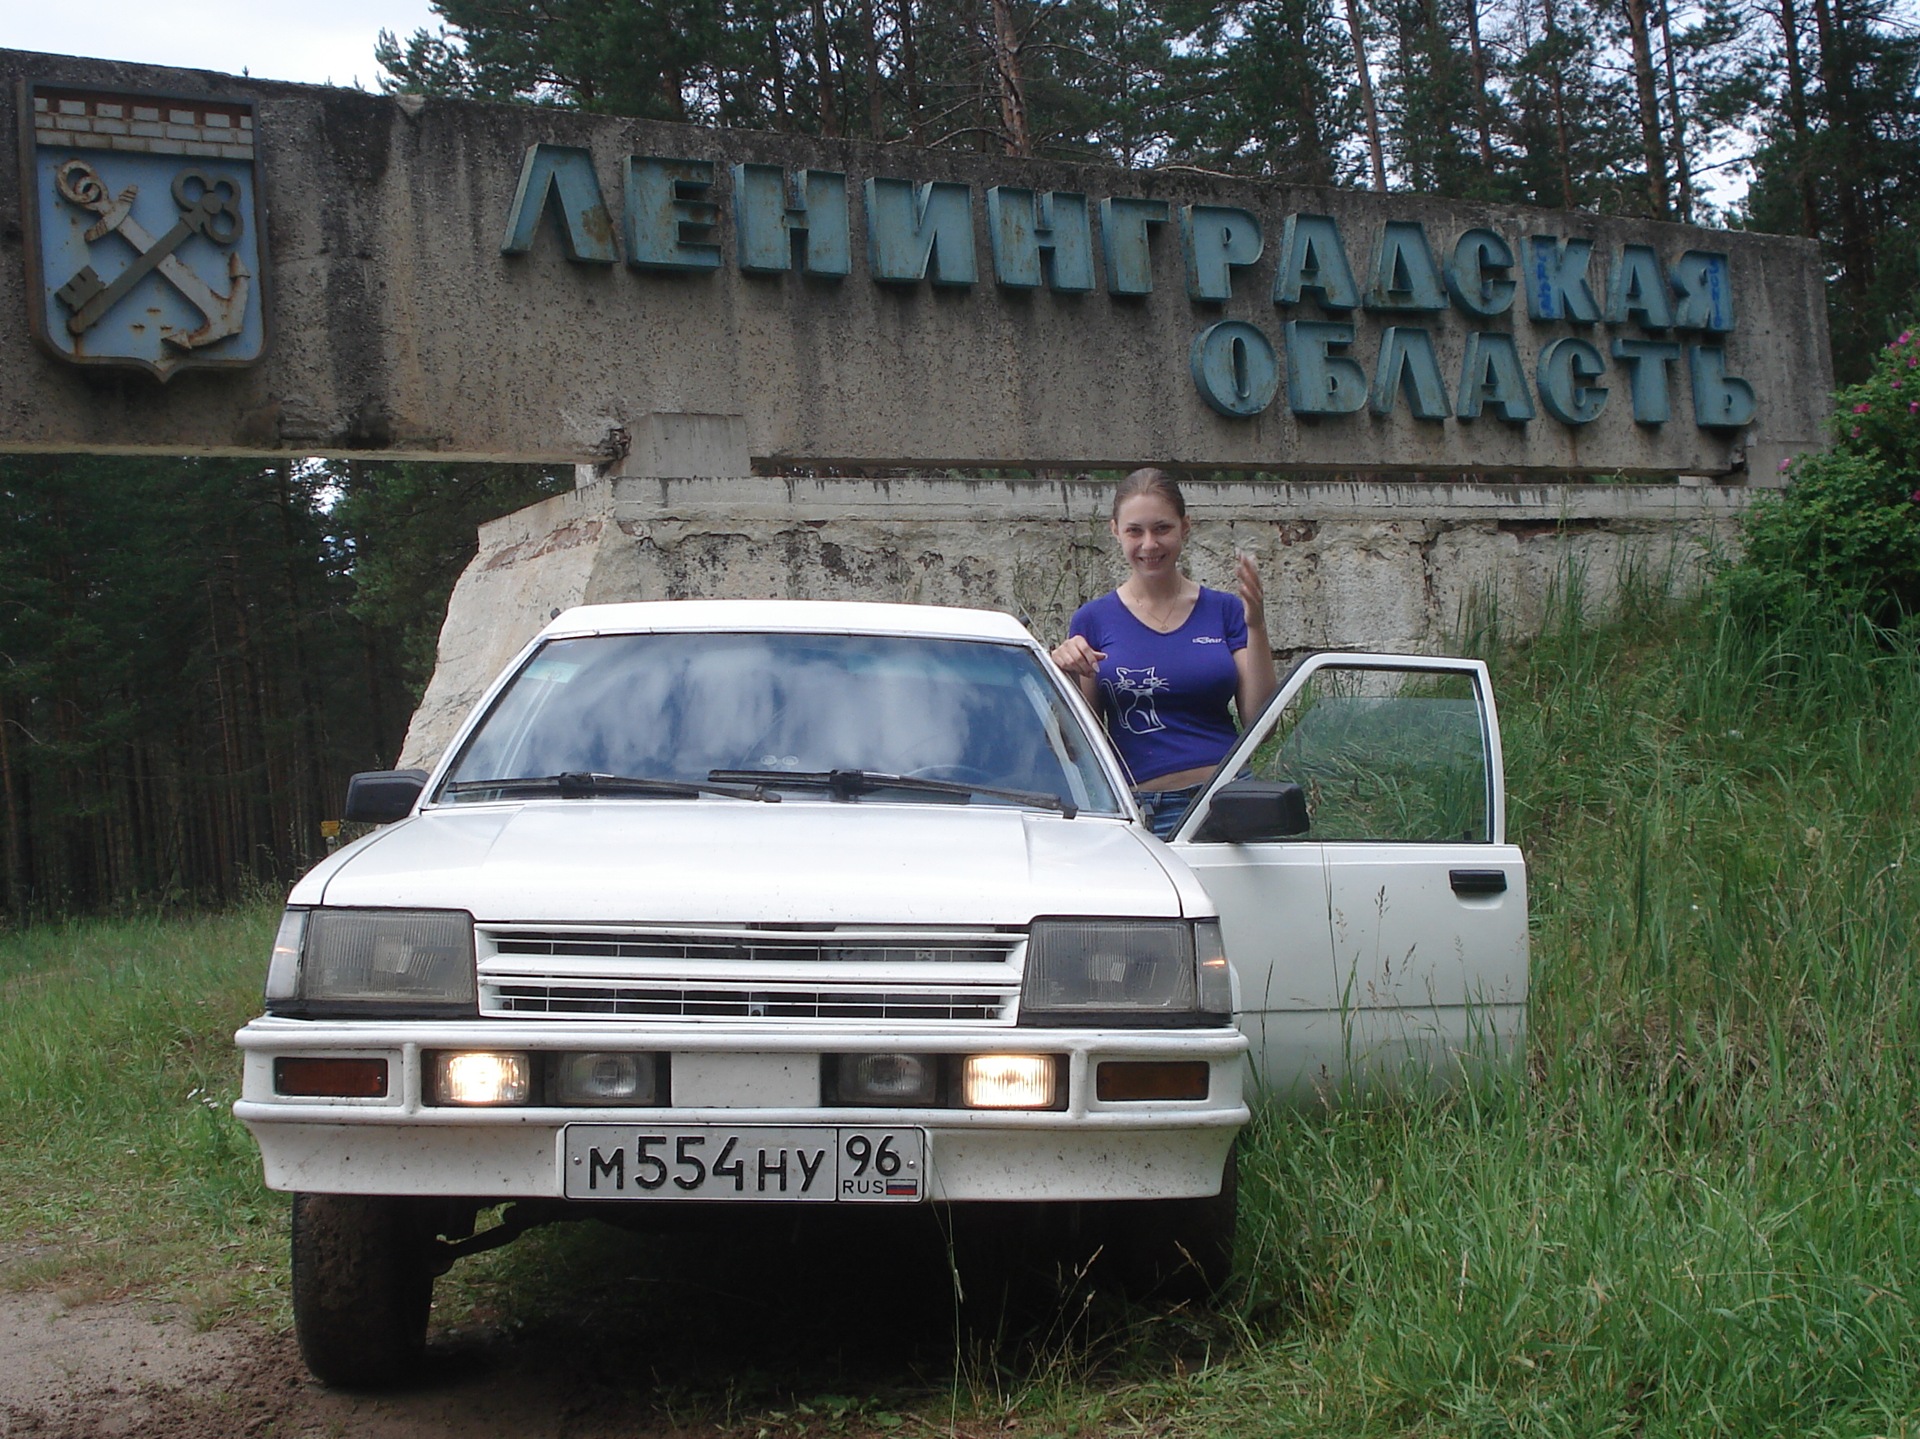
[1169,654,1528,1099]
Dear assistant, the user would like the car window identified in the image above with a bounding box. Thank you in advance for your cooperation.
[439,630,1125,814]
[1244,666,1491,842]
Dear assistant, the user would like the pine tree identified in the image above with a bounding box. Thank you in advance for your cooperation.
[1746,0,1920,377]
[1171,0,1359,184]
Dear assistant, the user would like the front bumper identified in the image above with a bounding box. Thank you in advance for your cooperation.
[234,1018,1248,1202]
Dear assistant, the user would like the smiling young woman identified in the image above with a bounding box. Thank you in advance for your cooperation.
[1050,468,1277,838]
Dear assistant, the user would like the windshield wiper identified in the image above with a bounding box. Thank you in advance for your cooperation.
[445,772,779,802]
[708,768,1073,817]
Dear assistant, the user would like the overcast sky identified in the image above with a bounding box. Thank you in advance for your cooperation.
[4,0,443,90]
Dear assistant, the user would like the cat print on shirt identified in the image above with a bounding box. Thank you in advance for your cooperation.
[1107,666,1169,735]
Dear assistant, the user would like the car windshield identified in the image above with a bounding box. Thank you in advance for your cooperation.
[437,630,1124,816]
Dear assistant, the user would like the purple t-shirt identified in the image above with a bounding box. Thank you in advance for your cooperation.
[1068,587,1248,785]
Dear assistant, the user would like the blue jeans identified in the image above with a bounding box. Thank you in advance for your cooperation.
[1135,784,1202,840]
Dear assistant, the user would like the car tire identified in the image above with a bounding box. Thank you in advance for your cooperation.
[1103,1143,1237,1301]
[290,1192,435,1388]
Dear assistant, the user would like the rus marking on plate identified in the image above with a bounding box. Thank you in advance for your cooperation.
[21,83,269,379]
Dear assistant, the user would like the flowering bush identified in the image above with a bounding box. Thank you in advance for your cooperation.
[1723,325,1920,625]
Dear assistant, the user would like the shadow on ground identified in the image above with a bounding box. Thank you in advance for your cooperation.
[1,1208,1241,1439]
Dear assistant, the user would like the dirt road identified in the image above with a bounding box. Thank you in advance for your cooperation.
[0,1291,715,1439]
[0,1208,1183,1438]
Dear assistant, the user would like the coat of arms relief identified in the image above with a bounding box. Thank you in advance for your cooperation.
[20,83,268,378]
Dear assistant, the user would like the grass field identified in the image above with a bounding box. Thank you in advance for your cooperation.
[2,586,1917,1436]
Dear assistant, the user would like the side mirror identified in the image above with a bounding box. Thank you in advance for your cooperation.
[343,769,431,824]
[1190,779,1309,843]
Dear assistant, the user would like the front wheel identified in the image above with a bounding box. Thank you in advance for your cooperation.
[290,1193,436,1388]
[1102,1144,1238,1301]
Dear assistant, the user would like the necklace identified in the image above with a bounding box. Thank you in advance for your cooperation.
[1126,584,1194,633]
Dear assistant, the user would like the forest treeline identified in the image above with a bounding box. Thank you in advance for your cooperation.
[0,458,565,914]
[6,0,1917,915]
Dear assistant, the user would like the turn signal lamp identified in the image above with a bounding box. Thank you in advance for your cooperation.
[1095,1060,1211,1102]
[1195,919,1232,1018]
[961,1054,1057,1109]
[263,909,306,1003]
[431,1051,530,1106]
[273,1056,388,1098]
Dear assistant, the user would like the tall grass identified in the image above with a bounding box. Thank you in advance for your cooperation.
[1188,583,1920,1437]
[0,906,285,1314]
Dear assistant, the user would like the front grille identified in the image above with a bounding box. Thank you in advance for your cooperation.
[490,983,1009,1022]
[476,924,1023,1026]
[493,932,1007,966]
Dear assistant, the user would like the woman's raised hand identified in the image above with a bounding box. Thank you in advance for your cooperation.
[1050,635,1106,680]
[1235,552,1266,633]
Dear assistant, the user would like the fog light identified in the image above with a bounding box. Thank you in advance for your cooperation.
[554,1052,656,1105]
[962,1054,1057,1109]
[274,1056,388,1098]
[838,1053,936,1104]
[431,1051,530,1105]
[1096,1060,1210,1102]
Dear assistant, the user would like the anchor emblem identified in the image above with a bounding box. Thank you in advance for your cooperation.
[52,157,252,354]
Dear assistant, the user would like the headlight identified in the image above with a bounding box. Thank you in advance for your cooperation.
[1019,918,1229,1026]
[265,907,476,1016]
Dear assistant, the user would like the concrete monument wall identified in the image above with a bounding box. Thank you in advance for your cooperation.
[5,49,1829,479]
[399,476,1750,767]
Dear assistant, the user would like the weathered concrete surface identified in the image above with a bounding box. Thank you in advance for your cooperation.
[4,48,1828,477]
[398,475,1748,767]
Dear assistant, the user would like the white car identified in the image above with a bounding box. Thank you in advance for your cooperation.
[235,600,1526,1386]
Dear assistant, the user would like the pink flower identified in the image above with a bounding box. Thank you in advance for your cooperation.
[1778,458,1793,472]
[1854,402,1872,413]
[1911,490,1920,504]
[1895,380,1904,389]
[1910,357,1918,368]
[1904,331,1914,344]
[1851,426,1862,437]
[1911,401,1919,413]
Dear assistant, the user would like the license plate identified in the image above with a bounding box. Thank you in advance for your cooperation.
[562,1124,926,1202]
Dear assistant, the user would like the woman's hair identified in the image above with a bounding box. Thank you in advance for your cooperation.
[1111,466,1186,522]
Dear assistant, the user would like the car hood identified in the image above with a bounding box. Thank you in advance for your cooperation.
[306,799,1187,925]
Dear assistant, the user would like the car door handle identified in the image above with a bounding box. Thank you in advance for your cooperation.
[1449,869,1508,896]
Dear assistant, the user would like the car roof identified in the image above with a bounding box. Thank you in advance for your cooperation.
[538,600,1038,644]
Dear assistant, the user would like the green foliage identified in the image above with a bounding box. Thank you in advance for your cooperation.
[0,454,566,916]
[0,906,285,1317]
[0,455,398,913]
[1169,0,1358,184]
[1743,0,1920,380]
[378,0,1185,160]
[1722,325,1920,623]
[326,461,571,695]
[380,0,731,121]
